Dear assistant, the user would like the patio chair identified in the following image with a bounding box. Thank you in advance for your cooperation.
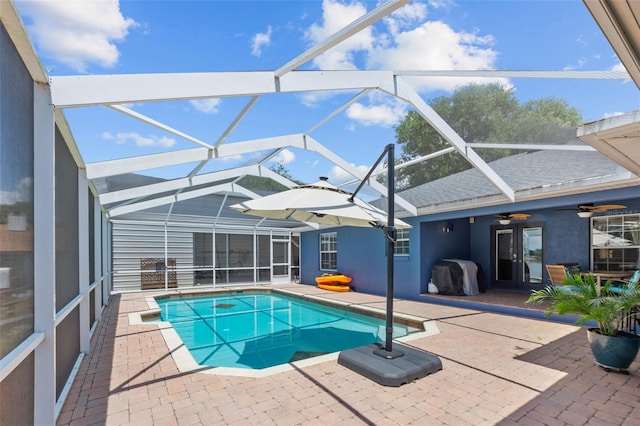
[546,264,570,286]
[606,270,640,335]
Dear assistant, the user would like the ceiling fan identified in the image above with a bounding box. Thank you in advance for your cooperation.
[496,213,531,224]
[558,203,627,218]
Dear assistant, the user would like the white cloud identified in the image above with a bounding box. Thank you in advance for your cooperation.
[367,20,505,92]
[17,0,138,72]
[190,99,222,114]
[102,131,176,148]
[383,2,427,36]
[301,1,506,116]
[611,62,630,74]
[304,0,373,70]
[563,57,587,71]
[271,149,296,165]
[346,98,407,127]
[328,163,371,185]
[251,26,272,57]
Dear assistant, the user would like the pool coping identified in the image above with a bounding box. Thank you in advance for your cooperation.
[128,286,440,378]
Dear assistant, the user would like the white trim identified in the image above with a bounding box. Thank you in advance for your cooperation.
[55,353,85,419]
[55,294,84,327]
[0,332,45,382]
[33,81,56,425]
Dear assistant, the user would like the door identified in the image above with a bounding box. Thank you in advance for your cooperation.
[271,238,290,284]
[492,222,544,290]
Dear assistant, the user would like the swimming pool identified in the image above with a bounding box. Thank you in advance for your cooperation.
[154,291,422,370]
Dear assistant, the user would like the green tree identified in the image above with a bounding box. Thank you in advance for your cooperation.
[395,83,582,188]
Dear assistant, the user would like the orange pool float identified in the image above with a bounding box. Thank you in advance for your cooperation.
[315,274,352,292]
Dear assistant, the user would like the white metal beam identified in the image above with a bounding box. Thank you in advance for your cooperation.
[99,164,263,204]
[50,70,396,108]
[393,69,630,79]
[304,136,418,215]
[277,70,393,93]
[86,134,308,179]
[306,89,373,134]
[275,0,410,77]
[466,143,596,151]
[389,76,516,201]
[107,182,260,218]
[214,96,260,148]
[87,147,210,179]
[108,105,214,149]
[50,72,277,107]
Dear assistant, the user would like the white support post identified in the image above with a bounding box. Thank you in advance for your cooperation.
[33,82,56,425]
[212,229,216,288]
[78,170,90,353]
[94,197,103,321]
[103,219,112,302]
[164,224,168,292]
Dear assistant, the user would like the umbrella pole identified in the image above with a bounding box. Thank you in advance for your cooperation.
[338,144,442,385]
[373,144,404,359]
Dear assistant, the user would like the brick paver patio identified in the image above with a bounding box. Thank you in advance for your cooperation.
[57,284,640,425]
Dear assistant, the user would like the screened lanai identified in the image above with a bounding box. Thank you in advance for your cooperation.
[41,0,640,292]
[1,1,640,422]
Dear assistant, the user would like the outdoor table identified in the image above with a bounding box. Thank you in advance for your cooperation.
[588,271,633,287]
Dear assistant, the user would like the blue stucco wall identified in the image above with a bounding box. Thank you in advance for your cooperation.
[300,185,639,300]
[419,218,471,294]
[301,226,389,296]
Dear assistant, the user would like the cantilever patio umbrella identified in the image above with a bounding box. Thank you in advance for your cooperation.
[229,177,411,230]
[231,145,441,387]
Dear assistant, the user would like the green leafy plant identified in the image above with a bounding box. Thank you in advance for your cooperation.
[527,273,640,336]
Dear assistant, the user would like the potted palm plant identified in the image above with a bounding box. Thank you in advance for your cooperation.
[527,273,640,372]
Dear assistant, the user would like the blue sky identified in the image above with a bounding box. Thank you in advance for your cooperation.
[12,0,639,188]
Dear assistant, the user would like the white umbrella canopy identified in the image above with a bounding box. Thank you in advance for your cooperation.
[229,178,411,229]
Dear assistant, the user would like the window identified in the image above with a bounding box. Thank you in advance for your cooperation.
[320,232,337,270]
[394,228,410,255]
[591,214,640,272]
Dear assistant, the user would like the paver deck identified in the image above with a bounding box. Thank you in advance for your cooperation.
[57,284,640,425]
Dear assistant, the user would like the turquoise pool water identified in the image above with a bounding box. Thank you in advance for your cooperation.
[156,292,420,369]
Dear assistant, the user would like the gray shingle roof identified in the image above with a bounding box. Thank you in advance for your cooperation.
[385,145,631,212]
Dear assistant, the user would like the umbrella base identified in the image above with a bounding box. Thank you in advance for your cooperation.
[338,342,442,387]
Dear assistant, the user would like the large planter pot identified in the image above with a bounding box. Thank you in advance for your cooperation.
[587,328,640,371]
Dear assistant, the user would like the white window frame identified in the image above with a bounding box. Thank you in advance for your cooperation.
[394,228,410,256]
[590,213,640,272]
[319,232,337,271]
